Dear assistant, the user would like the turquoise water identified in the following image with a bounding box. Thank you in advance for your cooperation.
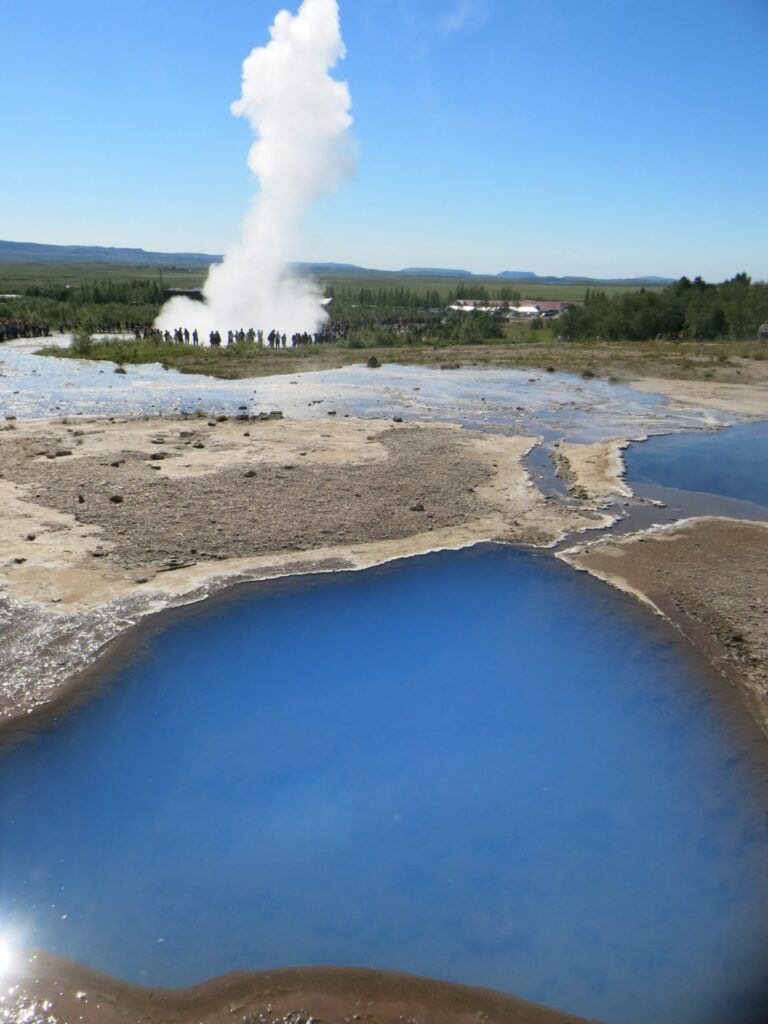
[626,421,768,509]
[1,546,768,1024]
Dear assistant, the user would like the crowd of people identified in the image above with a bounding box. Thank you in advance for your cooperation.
[0,313,435,348]
[0,318,51,341]
[140,320,353,348]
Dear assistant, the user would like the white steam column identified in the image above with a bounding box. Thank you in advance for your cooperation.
[156,0,353,340]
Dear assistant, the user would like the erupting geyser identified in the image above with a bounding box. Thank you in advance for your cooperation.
[156,0,353,340]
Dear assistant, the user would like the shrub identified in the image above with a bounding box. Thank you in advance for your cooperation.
[70,330,93,356]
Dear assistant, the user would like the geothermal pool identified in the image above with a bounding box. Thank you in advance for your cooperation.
[1,546,768,1024]
[626,420,768,510]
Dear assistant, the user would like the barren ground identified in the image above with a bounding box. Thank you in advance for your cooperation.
[5,953,601,1024]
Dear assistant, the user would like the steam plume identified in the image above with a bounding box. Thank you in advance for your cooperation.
[156,0,352,340]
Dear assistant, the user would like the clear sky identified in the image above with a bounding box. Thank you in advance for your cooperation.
[2,0,766,279]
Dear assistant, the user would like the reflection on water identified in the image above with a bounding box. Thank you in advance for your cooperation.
[0,337,727,442]
[1,546,767,1024]
[626,420,768,509]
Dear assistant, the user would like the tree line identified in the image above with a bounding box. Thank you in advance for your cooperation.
[562,275,768,341]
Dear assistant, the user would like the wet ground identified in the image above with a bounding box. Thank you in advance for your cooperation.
[0,336,729,441]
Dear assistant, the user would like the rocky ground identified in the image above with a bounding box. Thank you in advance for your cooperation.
[5,953,601,1024]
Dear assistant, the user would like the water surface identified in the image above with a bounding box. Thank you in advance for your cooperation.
[1,546,767,1024]
[626,420,768,510]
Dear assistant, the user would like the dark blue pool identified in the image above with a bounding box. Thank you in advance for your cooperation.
[625,420,768,509]
[1,546,767,1024]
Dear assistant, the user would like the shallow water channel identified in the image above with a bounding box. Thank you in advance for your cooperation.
[1,546,768,1024]
[0,337,727,442]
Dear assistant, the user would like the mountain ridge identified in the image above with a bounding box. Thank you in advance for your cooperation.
[0,240,676,285]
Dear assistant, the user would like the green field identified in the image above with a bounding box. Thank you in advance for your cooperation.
[0,263,206,291]
[0,263,659,302]
[321,273,662,302]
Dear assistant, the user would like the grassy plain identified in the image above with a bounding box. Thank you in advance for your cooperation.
[0,263,206,291]
[0,263,657,302]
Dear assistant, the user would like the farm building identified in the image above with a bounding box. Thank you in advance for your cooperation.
[449,298,582,317]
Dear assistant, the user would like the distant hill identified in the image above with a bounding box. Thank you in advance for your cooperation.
[399,267,474,278]
[498,270,675,286]
[0,240,675,286]
[0,240,221,269]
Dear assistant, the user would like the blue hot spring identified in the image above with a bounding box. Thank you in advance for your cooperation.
[626,420,768,510]
[1,546,768,1024]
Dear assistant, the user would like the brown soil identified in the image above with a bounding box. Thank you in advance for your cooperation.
[8,952,602,1024]
[560,518,768,733]
[553,440,633,502]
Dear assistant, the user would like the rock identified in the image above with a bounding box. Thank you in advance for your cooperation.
[217,415,228,422]
[244,470,257,478]
[410,503,425,512]
[192,442,205,449]
[54,449,73,457]
[26,534,36,541]
[109,495,124,504]
[327,411,337,416]
[268,410,284,420]
[114,366,127,375]
[149,452,167,461]
[393,416,403,423]
[13,557,26,565]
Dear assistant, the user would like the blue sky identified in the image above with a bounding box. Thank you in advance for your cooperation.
[2,0,766,278]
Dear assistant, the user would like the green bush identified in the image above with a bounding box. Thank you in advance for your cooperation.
[70,330,93,355]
